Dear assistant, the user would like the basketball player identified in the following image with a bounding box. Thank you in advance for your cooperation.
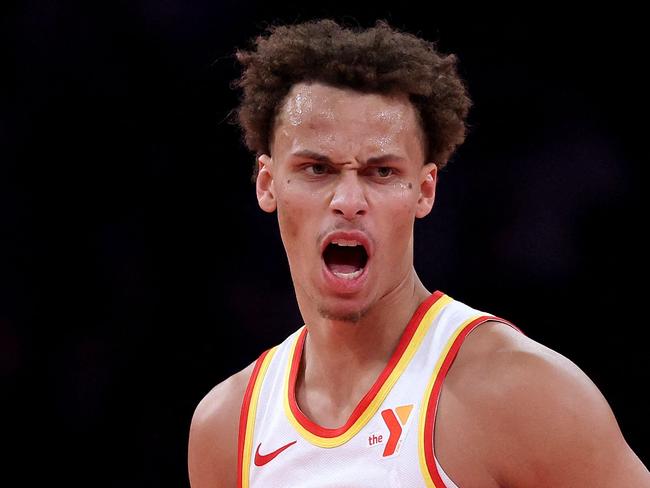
[188,19,650,487]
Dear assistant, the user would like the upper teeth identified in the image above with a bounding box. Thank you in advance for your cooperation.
[331,239,361,247]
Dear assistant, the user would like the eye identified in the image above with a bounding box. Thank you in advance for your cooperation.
[373,166,394,178]
[306,163,329,175]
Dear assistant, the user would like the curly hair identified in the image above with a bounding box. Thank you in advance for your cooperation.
[231,19,473,180]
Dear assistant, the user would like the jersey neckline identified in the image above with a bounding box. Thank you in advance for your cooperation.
[283,289,451,447]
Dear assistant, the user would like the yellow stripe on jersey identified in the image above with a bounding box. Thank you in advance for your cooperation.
[241,346,278,488]
[418,314,486,487]
[284,293,454,448]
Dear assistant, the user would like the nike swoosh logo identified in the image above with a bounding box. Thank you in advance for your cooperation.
[254,440,297,466]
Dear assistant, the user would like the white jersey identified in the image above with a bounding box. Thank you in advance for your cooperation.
[237,290,523,487]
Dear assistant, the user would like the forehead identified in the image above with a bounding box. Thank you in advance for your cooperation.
[272,82,425,162]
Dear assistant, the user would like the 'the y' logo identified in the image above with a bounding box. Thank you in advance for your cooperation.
[380,404,413,457]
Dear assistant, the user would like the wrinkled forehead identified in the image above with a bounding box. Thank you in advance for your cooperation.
[271,82,425,159]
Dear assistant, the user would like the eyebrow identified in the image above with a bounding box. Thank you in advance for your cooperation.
[290,149,406,166]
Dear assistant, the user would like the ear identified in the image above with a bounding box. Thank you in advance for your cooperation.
[256,154,277,213]
[415,162,437,218]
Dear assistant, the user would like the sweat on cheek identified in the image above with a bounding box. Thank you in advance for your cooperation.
[389,180,415,193]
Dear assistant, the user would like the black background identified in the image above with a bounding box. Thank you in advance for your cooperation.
[2,2,647,486]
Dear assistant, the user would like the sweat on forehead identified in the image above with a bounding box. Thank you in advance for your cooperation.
[278,83,416,124]
[270,82,426,158]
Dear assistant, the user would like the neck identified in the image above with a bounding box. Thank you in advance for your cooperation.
[293,269,431,425]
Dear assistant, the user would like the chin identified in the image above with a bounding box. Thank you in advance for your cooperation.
[316,299,371,324]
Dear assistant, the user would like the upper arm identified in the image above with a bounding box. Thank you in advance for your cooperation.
[486,341,650,487]
[187,362,255,488]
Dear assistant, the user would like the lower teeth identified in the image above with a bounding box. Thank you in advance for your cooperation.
[332,268,363,280]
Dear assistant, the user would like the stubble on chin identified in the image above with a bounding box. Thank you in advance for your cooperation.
[316,303,371,324]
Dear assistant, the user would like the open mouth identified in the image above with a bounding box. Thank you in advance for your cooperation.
[322,240,369,280]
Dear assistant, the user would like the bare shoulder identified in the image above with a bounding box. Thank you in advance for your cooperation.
[453,320,650,487]
[187,360,256,488]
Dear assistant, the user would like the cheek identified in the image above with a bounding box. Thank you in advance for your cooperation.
[370,179,419,216]
[369,181,418,245]
[276,183,317,251]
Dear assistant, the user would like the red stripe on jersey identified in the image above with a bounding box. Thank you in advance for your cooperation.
[288,290,445,438]
[422,317,524,485]
[237,349,272,488]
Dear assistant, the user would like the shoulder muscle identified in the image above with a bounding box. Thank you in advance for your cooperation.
[187,361,256,488]
[474,326,650,487]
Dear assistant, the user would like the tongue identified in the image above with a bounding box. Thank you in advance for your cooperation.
[324,245,365,274]
[329,263,360,274]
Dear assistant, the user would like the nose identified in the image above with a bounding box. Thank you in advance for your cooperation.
[329,171,369,219]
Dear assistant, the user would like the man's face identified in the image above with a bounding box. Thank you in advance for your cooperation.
[256,81,437,323]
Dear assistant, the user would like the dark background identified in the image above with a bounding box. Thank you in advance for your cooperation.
[2,2,647,486]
